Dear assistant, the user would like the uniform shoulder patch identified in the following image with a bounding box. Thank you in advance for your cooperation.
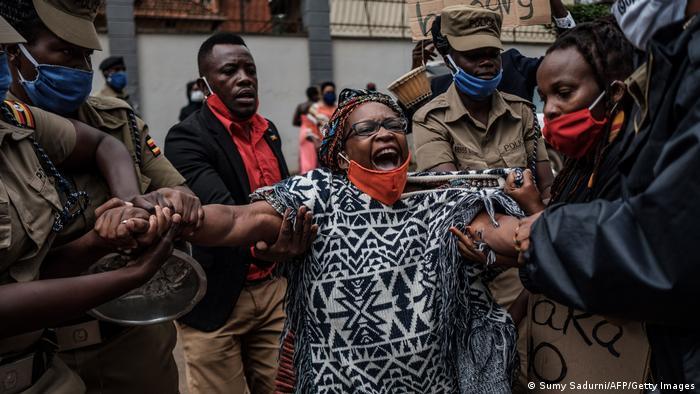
[2,100,36,129]
[413,93,449,123]
[500,91,533,106]
[86,95,133,111]
[145,136,161,157]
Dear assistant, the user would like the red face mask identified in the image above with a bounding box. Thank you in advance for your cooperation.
[542,91,609,159]
[341,152,410,206]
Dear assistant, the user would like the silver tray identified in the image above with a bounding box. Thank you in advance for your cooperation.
[87,249,207,325]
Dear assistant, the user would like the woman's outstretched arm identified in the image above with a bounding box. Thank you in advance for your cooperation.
[183,201,312,249]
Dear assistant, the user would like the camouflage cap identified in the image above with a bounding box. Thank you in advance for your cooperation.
[440,5,503,52]
[32,0,102,50]
[0,16,25,44]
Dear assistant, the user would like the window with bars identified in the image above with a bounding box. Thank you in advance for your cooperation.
[330,0,411,38]
[330,0,555,42]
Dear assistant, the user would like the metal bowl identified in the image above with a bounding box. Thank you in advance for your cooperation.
[87,249,207,325]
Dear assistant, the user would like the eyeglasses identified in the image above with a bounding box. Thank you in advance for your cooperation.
[348,117,408,138]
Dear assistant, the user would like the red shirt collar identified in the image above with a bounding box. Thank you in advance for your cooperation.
[206,93,267,138]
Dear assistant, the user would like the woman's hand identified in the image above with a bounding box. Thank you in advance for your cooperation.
[505,169,546,215]
[93,198,151,250]
[146,187,204,235]
[124,216,180,283]
[94,198,175,252]
[513,212,542,264]
[128,205,175,249]
[449,226,520,268]
[129,192,170,213]
[253,206,318,263]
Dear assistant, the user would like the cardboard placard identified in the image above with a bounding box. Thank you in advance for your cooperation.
[527,295,651,393]
[406,0,551,41]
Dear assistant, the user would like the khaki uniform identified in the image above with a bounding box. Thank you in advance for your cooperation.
[413,83,548,389]
[412,84,547,310]
[97,84,127,101]
[0,105,86,394]
[97,84,132,109]
[413,83,548,172]
[16,94,186,394]
[0,107,74,285]
[52,95,186,244]
[3,0,182,388]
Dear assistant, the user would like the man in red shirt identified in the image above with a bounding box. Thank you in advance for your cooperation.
[165,33,291,394]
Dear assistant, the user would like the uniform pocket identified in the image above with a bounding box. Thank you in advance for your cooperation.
[453,144,489,170]
[27,168,62,211]
[21,169,62,244]
[498,138,528,168]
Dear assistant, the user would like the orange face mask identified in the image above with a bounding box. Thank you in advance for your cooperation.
[340,152,411,206]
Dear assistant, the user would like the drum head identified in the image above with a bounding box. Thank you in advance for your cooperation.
[87,249,207,325]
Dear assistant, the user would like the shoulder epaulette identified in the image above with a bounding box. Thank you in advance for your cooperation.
[2,100,35,129]
[413,94,449,122]
[499,91,533,106]
[86,95,133,111]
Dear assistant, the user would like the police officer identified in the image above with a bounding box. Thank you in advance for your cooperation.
[413,6,553,191]
[412,6,554,390]
[97,55,131,105]
[1,1,204,392]
[0,15,180,394]
[0,17,84,393]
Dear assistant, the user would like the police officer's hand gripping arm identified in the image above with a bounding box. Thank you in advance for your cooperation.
[38,120,196,278]
[0,210,180,338]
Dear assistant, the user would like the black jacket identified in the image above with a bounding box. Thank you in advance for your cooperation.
[165,105,290,332]
[521,17,700,390]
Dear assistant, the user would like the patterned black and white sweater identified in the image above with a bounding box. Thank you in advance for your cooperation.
[252,168,524,394]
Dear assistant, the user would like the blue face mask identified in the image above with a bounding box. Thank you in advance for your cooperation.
[107,70,127,91]
[17,44,93,115]
[323,91,336,105]
[0,52,11,100]
[447,55,502,101]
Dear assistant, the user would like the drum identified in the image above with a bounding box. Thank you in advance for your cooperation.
[387,66,432,109]
[87,249,207,325]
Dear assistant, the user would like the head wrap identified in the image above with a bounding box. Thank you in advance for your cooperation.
[318,88,404,171]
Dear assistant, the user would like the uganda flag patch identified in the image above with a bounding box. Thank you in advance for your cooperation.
[146,136,161,157]
[3,100,35,129]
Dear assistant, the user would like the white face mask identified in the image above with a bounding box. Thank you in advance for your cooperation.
[613,0,688,50]
[190,90,204,103]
